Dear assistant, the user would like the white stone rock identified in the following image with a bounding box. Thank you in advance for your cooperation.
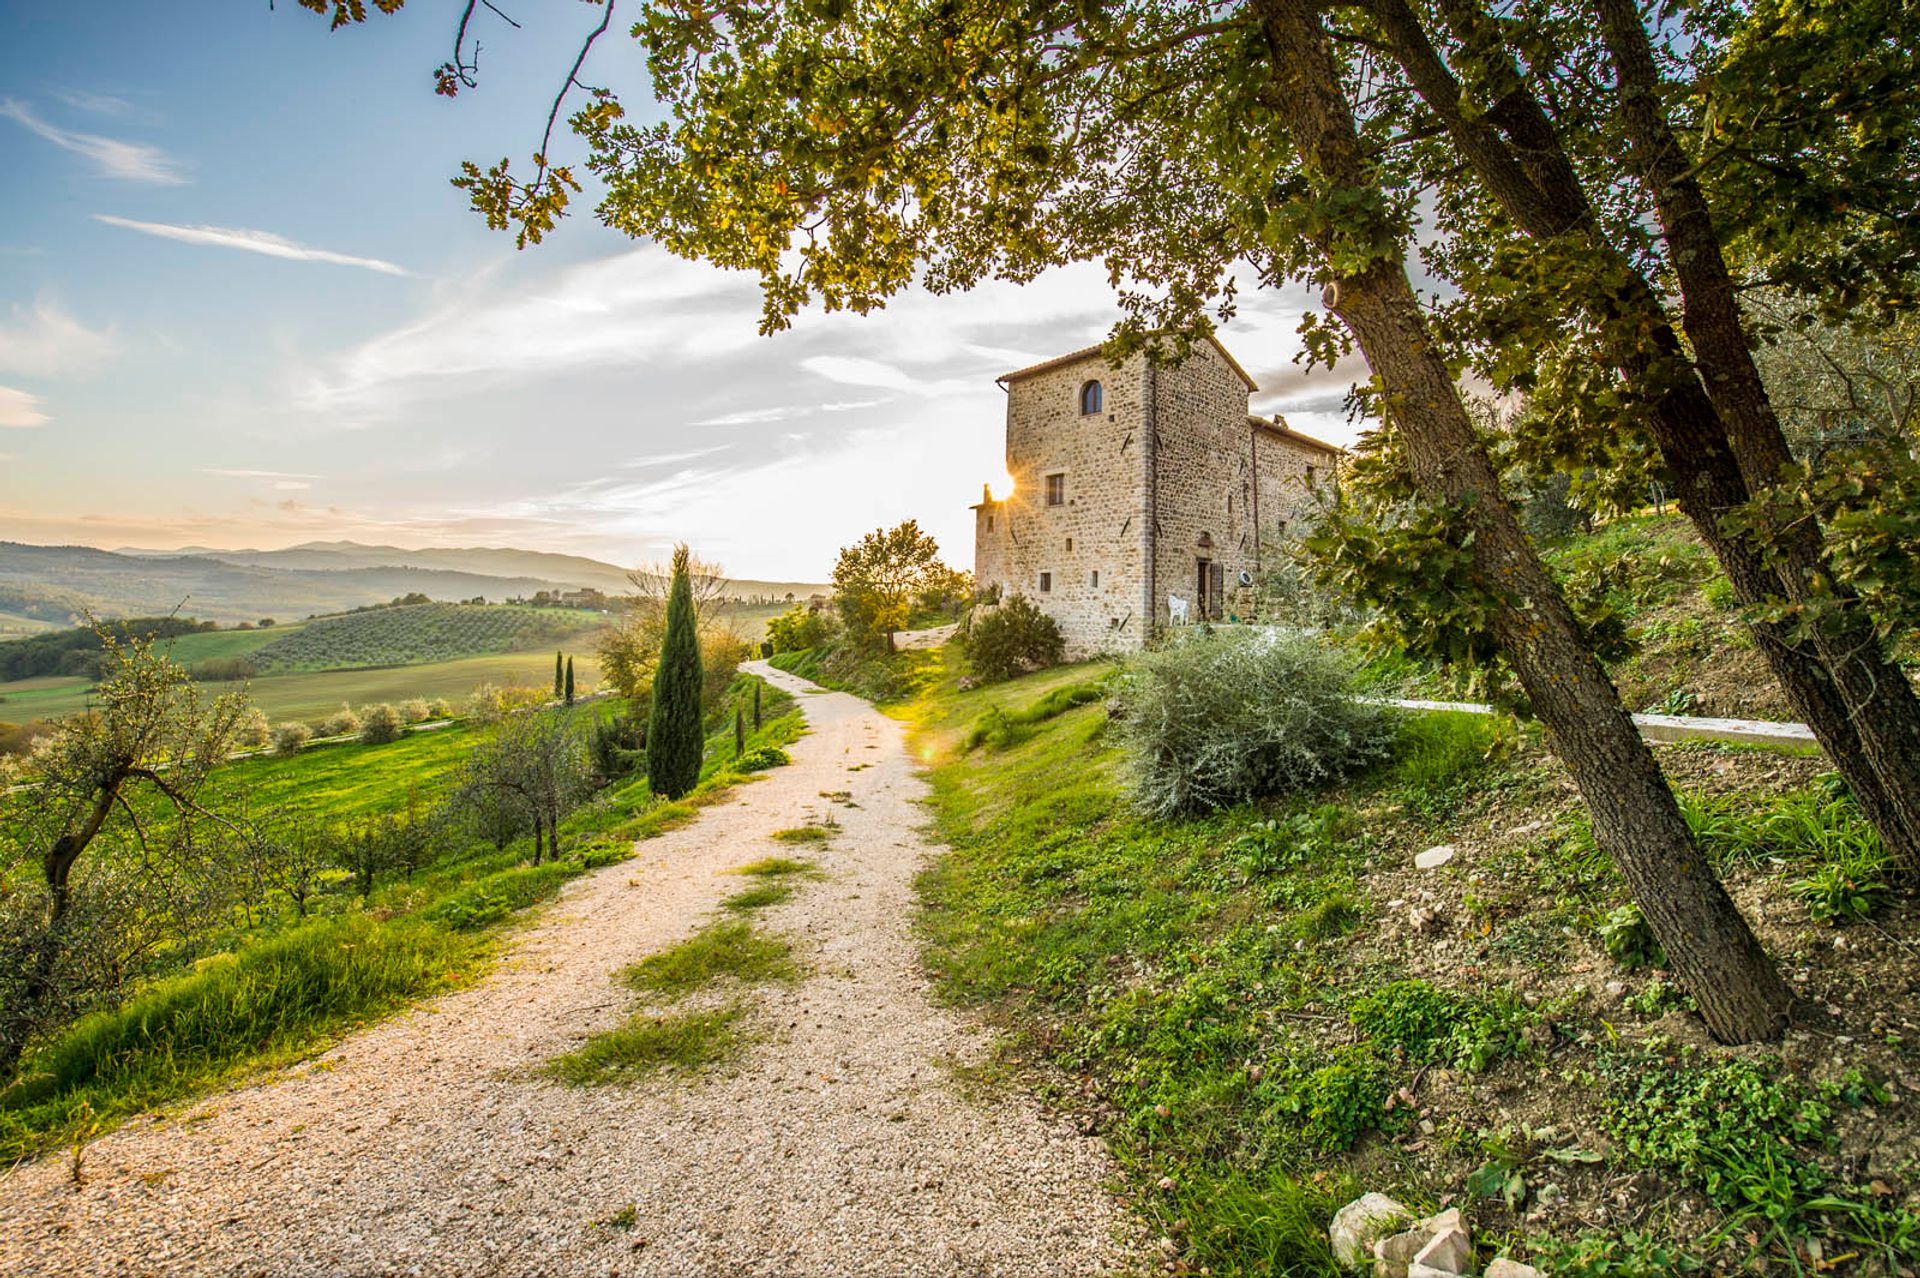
[1414,845,1456,870]
[1486,1260,1545,1278]
[1330,1193,1411,1269]
[1413,1226,1472,1274]
[1409,1264,1463,1278]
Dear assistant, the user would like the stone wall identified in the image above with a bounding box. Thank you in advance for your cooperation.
[972,339,1341,657]
[974,349,1147,657]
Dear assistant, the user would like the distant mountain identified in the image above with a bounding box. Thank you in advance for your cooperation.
[1,540,829,630]
[111,541,830,602]
[119,541,641,595]
[0,543,580,628]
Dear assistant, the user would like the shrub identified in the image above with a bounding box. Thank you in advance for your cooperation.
[398,698,431,723]
[271,722,313,756]
[765,604,833,654]
[735,745,790,772]
[963,594,1064,682]
[236,707,272,749]
[1110,632,1391,818]
[190,656,258,682]
[359,703,405,745]
[320,703,360,737]
[427,698,455,719]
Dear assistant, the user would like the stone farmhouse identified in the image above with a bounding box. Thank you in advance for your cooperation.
[972,337,1342,657]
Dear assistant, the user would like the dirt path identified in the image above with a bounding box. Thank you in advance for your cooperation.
[0,663,1142,1278]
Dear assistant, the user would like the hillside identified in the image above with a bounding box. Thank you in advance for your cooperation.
[112,541,831,603]
[246,603,604,673]
[0,542,588,627]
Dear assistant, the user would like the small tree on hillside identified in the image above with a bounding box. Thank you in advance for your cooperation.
[647,544,705,800]
[832,521,945,652]
[0,630,251,1079]
[554,651,564,699]
[564,656,575,706]
[459,711,592,862]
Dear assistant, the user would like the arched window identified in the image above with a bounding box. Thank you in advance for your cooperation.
[1079,379,1103,415]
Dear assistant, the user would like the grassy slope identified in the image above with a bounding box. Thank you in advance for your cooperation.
[903,648,1920,1276]
[0,674,806,1161]
[0,649,608,726]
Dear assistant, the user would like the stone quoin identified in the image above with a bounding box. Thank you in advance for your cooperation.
[972,337,1343,658]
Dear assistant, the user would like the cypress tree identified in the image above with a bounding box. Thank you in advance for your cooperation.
[564,656,576,706]
[554,651,563,698]
[734,705,745,757]
[752,681,762,730]
[646,544,705,799]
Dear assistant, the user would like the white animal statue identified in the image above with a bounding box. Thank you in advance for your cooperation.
[1167,594,1191,625]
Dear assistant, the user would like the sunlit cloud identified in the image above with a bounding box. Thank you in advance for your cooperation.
[1,98,185,184]
[203,467,323,479]
[295,248,768,418]
[619,445,733,468]
[0,385,50,428]
[800,355,969,396]
[688,396,893,428]
[0,298,116,378]
[94,215,408,275]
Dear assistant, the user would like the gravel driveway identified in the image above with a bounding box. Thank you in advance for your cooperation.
[0,662,1143,1277]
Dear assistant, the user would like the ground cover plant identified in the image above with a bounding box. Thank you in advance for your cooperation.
[906,646,1920,1276]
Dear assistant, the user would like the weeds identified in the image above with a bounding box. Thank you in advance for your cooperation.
[540,1004,746,1087]
[1595,904,1665,971]
[769,827,830,845]
[722,882,795,912]
[621,919,799,1002]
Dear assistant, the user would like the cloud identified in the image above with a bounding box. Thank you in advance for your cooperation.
[297,248,769,418]
[0,299,116,378]
[1,98,185,184]
[52,89,132,117]
[203,468,323,480]
[799,356,970,396]
[686,397,892,428]
[94,215,408,276]
[619,445,733,468]
[0,385,49,428]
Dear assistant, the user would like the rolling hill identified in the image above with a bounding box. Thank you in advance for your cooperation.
[245,603,604,673]
[0,542,602,627]
[112,541,829,602]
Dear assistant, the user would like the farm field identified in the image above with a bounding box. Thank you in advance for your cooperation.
[0,648,607,725]
[247,604,603,674]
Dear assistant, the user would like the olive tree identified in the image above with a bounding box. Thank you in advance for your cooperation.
[0,631,250,1079]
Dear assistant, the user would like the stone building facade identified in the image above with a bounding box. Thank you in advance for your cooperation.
[972,337,1342,658]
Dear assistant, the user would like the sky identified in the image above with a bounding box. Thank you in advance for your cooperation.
[0,2,1357,581]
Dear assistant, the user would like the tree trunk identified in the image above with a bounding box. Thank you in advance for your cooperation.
[1252,0,1792,1042]
[1593,0,1920,875]
[1370,0,1920,869]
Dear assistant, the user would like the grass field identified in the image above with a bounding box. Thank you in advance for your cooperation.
[0,648,607,725]
[161,624,306,664]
